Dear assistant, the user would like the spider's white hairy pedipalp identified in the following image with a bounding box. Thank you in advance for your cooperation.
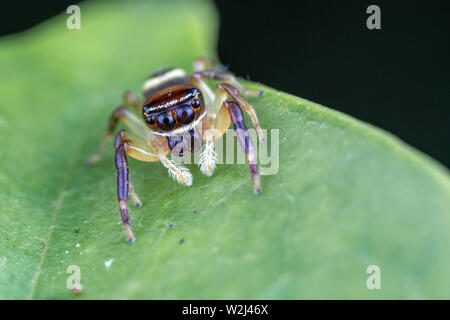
[199,137,217,177]
[160,155,193,186]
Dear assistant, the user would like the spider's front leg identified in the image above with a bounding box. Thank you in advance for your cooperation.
[192,71,264,193]
[191,72,265,142]
[114,130,135,242]
[222,100,262,194]
[115,129,194,241]
[200,97,262,194]
[114,130,168,242]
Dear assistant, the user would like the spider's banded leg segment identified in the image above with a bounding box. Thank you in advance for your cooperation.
[114,130,135,242]
[113,130,163,242]
[193,70,265,97]
[225,100,262,194]
[217,83,265,143]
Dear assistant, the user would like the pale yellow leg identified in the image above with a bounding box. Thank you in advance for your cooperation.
[128,178,142,208]
[86,93,150,166]
[120,136,192,187]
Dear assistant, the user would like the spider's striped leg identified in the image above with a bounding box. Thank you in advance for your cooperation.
[191,72,265,143]
[114,130,161,242]
[197,86,262,193]
[114,130,135,242]
[216,83,265,143]
[114,129,192,242]
[224,100,261,194]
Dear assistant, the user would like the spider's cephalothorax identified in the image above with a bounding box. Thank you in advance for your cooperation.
[143,85,205,134]
[87,58,265,242]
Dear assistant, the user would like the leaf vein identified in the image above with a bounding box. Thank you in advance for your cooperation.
[27,134,83,299]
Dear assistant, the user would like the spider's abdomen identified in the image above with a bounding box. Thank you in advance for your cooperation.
[142,68,189,99]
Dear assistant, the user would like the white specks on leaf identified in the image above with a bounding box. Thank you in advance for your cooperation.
[104,258,114,269]
[0,257,7,272]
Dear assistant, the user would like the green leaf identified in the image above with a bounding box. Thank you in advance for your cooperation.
[0,0,449,299]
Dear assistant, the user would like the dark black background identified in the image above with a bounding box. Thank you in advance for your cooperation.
[1,0,449,167]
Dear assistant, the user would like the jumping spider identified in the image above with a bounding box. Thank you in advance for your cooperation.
[87,57,265,242]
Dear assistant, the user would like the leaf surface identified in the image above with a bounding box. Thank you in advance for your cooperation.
[0,0,449,299]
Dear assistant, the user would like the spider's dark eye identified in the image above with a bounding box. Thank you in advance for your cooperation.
[176,105,195,124]
[146,116,155,125]
[192,98,201,109]
[157,113,176,131]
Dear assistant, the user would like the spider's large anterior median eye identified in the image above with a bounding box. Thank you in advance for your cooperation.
[176,105,195,124]
[157,112,176,131]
